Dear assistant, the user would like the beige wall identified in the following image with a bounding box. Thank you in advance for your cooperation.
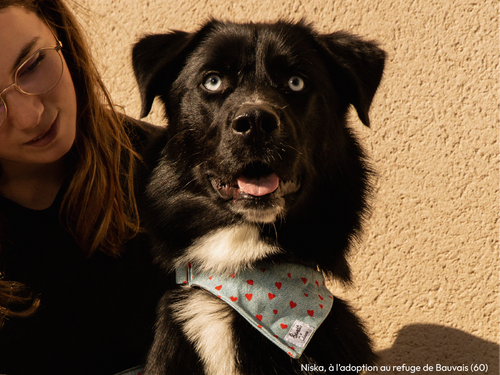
[77,0,499,373]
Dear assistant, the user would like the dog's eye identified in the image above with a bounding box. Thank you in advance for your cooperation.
[203,74,223,91]
[288,76,305,92]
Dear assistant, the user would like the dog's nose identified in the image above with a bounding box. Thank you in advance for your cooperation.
[232,105,280,137]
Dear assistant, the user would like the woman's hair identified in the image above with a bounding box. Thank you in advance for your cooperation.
[0,0,142,325]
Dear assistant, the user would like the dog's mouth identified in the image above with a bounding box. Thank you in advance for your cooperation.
[210,162,281,201]
[209,162,301,223]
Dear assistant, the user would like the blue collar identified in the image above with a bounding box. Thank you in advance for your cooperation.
[176,261,334,358]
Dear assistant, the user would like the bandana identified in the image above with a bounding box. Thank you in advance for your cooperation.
[176,261,334,358]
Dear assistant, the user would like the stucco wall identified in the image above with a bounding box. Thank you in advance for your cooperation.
[75,0,499,373]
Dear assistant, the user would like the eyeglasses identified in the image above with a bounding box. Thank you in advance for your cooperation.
[0,40,64,128]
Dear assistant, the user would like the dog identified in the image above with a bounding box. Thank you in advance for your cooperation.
[132,19,385,374]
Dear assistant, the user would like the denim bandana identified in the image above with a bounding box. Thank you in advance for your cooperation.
[176,261,334,358]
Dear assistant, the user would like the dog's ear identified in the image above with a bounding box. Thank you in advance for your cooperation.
[318,31,386,127]
[132,31,194,118]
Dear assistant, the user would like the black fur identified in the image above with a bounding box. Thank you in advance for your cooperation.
[133,19,385,374]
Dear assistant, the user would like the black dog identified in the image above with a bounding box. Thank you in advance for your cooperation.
[132,19,385,375]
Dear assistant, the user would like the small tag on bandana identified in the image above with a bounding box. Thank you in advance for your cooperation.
[284,320,315,348]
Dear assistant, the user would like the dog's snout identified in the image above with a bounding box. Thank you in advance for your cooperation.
[232,106,280,137]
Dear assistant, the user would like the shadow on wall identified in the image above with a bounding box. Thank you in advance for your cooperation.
[367,324,499,375]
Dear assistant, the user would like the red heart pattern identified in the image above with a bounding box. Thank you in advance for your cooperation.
[179,261,334,360]
[205,271,331,334]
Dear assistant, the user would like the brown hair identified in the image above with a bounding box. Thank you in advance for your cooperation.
[0,0,141,325]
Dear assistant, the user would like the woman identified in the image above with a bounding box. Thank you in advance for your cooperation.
[0,1,164,373]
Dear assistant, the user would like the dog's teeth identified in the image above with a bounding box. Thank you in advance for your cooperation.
[211,178,237,200]
[220,185,236,199]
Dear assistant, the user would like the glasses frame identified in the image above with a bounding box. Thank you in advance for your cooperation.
[0,29,64,129]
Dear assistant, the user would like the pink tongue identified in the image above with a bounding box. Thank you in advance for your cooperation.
[237,173,280,197]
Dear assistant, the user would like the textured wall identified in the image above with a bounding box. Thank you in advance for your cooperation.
[75,0,498,373]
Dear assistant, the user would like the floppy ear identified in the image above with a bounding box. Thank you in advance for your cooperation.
[132,31,194,118]
[318,31,386,127]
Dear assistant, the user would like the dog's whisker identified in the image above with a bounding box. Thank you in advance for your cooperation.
[182,177,198,189]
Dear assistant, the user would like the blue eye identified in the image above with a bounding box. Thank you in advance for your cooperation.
[204,74,223,91]
[288,76,305,91]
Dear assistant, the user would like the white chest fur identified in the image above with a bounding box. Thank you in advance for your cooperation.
[173,288,240,375]
[173,223,282,274]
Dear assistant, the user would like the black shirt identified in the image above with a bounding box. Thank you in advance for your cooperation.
[0,118,167,374]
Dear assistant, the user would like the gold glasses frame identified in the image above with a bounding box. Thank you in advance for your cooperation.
[0,22,64,129]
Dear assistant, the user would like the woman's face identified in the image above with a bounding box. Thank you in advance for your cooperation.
[0,6,77,170]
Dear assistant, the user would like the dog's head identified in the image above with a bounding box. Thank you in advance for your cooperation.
[133,19,384,231]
